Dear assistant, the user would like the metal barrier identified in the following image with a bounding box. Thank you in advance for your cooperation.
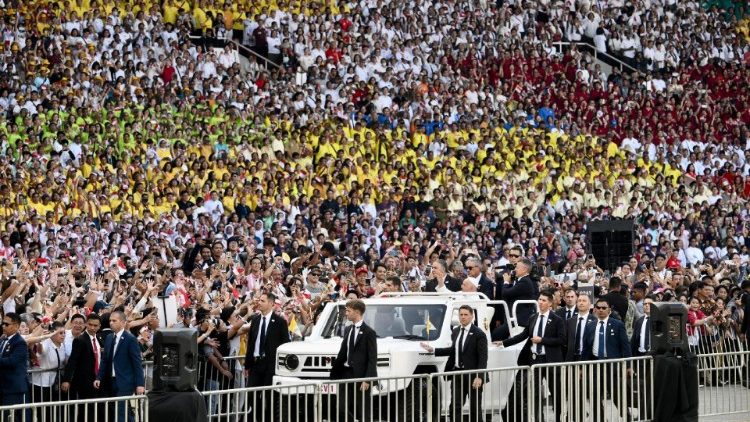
[14,350,750,420]
[201,382,314,422]
[0,394,148,422]
[697,350,750,417]
[531,356,653,422]
[435,366,524,422]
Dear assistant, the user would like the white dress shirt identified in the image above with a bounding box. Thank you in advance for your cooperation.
[532,312,550,355]
[31,338,69,387]
[345,321,363,367]
[454,324,471,367]
[638,316,650,353]
[592,317,609,358]
[253,311,274,358]
[112,330,125,377]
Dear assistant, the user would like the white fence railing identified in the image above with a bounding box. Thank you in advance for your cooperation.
[9,350,749,421]
[0,394,148,422]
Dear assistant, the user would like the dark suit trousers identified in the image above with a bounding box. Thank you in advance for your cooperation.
[108,380,136,422]
[529,356,561,422]
[564,355,588,422]
[246,357,276,422]
[335,367,372,422]
[1,392,28,422]
[31,384,60,421]
[448,372,483,422]
[588,363,628,421]
[72,385,102,422]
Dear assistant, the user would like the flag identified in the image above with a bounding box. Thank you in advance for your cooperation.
[288,315,301,337]
[425,311,434,335]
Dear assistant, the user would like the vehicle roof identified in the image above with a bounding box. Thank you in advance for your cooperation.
[352,292,491,305]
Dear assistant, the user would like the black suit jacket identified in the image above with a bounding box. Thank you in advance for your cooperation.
[63,332,101,395]
[565,313,597,361]
[601,291,629,321]
[555,307,578,321]
[742,292,750,336]
[477,274,498,300]
[631,316,651,357]
[331,322,378,380]
[504,311,565,365]
[244,312,290,371]
[425,275,462,292]
[500,275,539,326]
[434,324,488,372]
[582,318,632,360]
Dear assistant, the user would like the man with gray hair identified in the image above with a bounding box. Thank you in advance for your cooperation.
[426,259,461,292]
[500,257,539,326]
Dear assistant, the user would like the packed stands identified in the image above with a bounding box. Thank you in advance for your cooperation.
[0,0,748,405]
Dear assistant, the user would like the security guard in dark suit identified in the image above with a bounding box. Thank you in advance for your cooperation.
[244,292,290,422]
[331,299,378,422]
[421,305,487,422]
[500,290,565,422]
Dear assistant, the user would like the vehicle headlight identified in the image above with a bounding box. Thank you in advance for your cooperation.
[285,354,300,370]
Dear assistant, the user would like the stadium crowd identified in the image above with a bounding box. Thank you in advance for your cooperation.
[0,0,748,409]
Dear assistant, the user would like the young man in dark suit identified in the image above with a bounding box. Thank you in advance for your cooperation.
[499,290,565,422]
[630,296,655,421]
[331,299,378,422]
[244,292,290,422]
[62,313,103,422]
[563,293,596,421]
[582,297,632,421]
[566,293,596,362]
[421,305,487,422]
[0,312,29,421]
[95,310,145,422]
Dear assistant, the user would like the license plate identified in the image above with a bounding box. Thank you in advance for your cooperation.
[320,383,337,394]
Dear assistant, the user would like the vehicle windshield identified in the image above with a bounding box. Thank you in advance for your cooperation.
[322,303,447,340]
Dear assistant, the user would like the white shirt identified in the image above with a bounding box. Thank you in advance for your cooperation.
[112,330,125,377]
[31,338,68,387]
[639,316,650,353]
[575,313,590,355]
[345,321,363,367]
[454,324,471,368]
[592,318,609,358]
[532,312,550,355]
[85,331,100,372]
[253,311,273,357]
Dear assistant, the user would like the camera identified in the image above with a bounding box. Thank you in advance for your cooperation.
[424,265,432,277]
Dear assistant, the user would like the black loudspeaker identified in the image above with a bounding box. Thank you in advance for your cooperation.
[587,220,634,272]
[153,328,198,392]
[649,302,690,355]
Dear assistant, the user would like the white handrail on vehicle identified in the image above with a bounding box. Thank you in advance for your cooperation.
[376,291,490,300]
[511,299,541,326]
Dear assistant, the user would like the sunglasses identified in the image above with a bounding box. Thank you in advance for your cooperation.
[1,322,11,327]
[595,306,609,310]
[509,254,520,258]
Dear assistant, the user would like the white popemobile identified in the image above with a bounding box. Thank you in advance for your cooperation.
[272,292,538,421]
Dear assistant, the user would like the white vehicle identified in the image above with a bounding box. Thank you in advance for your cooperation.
[273,292,538,421]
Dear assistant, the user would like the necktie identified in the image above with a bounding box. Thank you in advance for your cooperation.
[575,317,584,355]
[0,337,6,354]
[259,316,267,357]
[92,336,99,375]
[644,317,650,351]
[457,328,465,368]
[566,309,572,320]
[535,315,545,354]
[347,325,357,366]
[597,321,606,359]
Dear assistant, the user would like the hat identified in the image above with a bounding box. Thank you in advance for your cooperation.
[92,300,110,313]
